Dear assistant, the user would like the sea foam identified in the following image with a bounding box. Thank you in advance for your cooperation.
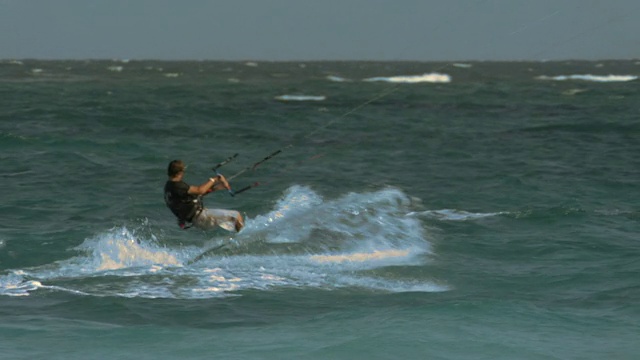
[363,72,451,83]
[536,74,638,82]
[0,186,445,298]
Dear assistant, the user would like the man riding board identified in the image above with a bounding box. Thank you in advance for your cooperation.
[164,160,244,232]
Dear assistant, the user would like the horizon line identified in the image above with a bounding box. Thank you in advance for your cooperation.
[3,57,640,63]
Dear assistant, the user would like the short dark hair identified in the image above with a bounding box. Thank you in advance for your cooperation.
[167,160,186,177]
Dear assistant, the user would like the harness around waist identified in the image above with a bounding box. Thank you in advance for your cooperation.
[178,200,203,229]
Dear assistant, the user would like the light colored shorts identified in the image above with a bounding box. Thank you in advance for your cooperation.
[192,208,242,232]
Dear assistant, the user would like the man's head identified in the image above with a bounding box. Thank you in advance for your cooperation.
[168,160,186,178]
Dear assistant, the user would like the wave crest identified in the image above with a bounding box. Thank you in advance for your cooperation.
[0,186,445,298]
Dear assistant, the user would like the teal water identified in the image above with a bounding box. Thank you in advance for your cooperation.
[1,60,639,359]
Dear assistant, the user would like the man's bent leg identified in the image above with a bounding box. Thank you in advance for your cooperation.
[193,208,244,232]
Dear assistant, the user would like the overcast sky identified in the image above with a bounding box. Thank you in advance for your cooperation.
[1,0,638,61]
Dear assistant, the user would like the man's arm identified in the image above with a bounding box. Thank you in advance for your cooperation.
[188,175,232,195]
[188,176,218,195]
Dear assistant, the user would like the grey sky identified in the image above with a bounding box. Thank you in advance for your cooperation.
[1,0,638,61]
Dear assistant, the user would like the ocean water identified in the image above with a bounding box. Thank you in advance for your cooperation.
[0,59,639,359]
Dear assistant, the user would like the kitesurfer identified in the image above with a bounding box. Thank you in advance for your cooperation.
[164,160,244,232]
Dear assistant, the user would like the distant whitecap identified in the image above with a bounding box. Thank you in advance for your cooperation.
[562,89,588,96]
[326,75,350,82]
[275,95,326,101]
[536,74,637,82]
[363,73,451,83]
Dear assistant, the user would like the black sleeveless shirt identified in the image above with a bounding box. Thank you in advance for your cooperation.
[164,180,202,223]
